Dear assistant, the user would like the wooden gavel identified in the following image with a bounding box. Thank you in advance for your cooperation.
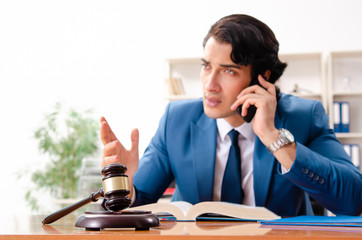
[42,163,131,224]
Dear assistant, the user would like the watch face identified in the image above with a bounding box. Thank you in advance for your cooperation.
[282,129,295,142]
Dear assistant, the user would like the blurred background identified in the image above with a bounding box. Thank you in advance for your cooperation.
[1,0,362,215]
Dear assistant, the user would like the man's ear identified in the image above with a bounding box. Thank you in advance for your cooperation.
[263,70,271,81]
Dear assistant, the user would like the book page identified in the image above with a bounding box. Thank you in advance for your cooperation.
[161,222,271,235]
[186,201,280,221]
[128,201,193,220]
[168,201,193,217]
[129,201,280,221]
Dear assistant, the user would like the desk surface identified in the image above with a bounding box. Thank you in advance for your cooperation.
[1,214,361,240]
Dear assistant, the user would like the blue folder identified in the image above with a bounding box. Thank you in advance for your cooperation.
[260,216,362,227]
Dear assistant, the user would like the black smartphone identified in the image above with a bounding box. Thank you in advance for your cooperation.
[236,76,264,123]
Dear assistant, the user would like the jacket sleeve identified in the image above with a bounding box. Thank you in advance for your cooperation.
[132,103,174,206]
[282,101,362,216]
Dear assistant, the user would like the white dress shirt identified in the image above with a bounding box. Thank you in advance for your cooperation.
[213,118,256,206]
[131,117,287,206]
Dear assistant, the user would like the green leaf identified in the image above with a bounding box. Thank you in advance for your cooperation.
[25,102,100,206]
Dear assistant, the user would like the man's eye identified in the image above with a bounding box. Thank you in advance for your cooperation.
[201,63,210,69]
[225,69,235,74]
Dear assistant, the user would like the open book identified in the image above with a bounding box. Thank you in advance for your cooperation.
[128,201,280,221]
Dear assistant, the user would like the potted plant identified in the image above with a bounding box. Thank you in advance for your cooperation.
[25,102,99,211]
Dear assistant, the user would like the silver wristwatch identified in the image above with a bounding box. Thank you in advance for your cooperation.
[267,128,295,153]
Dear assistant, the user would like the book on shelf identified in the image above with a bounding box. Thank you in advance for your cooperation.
[341,102,350,132]
[343,143,361,169]
[128,201,280,221]
[166,77,185,95]
[333,102,341,132]
[334,101,350,133]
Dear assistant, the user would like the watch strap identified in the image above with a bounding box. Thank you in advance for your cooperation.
[267,129,291,153]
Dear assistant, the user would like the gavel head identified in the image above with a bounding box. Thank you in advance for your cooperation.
[101,163,131,212]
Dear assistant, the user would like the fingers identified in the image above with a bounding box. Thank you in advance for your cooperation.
[100,116,118,145]
[102,128,139,156]
[130,128,139,154]
[257,75,276,96]
[231,75,275,111]
[239,75,272,97]
[102,155,119,168]
[100,121,140,171]
[102,138,126,168]
[103,140,122,157]
[231,92,259,111]
[234,94,263,117]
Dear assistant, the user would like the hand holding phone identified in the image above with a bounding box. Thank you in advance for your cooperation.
[236,77,265,123]
[236,103,257,123]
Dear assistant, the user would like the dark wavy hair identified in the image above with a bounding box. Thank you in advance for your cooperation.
[203,14,287,84]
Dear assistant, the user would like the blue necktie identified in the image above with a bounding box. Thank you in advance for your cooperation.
[221,129,243,203]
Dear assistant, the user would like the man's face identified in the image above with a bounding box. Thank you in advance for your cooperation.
[201,37,252,126]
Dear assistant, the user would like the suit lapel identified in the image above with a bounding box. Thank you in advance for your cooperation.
[191,113,217,202]
[189,101,285,205]
[254,108,284,206]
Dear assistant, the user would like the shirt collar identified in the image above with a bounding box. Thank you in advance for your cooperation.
[216,118,255,143]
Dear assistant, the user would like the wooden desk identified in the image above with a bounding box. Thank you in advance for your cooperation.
[1,215,361,240]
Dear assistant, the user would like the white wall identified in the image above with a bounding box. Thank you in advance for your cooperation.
[1,0,362,215]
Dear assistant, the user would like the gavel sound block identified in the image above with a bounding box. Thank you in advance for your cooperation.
[42,163,159,231]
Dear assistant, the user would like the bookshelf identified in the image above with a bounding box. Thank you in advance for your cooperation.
[165,51,362,171]
[278,53,327,110]
[165,52,326,108]
[165,57,202,100]
[327,50,362,170]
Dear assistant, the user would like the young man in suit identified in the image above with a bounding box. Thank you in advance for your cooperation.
[101,14,362,216]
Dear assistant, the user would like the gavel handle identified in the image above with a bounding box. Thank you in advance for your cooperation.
[42,190,103,224]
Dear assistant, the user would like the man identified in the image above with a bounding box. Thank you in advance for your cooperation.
[101,14,362,216]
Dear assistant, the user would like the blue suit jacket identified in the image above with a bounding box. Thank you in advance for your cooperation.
[133,94,362,216]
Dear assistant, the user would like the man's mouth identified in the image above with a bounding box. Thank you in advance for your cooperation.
[205,95,221,107]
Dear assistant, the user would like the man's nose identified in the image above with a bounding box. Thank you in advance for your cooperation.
[204,71,221,92]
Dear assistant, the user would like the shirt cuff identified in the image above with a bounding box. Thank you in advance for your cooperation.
[281,165,290,174]
[130,186,136,205]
